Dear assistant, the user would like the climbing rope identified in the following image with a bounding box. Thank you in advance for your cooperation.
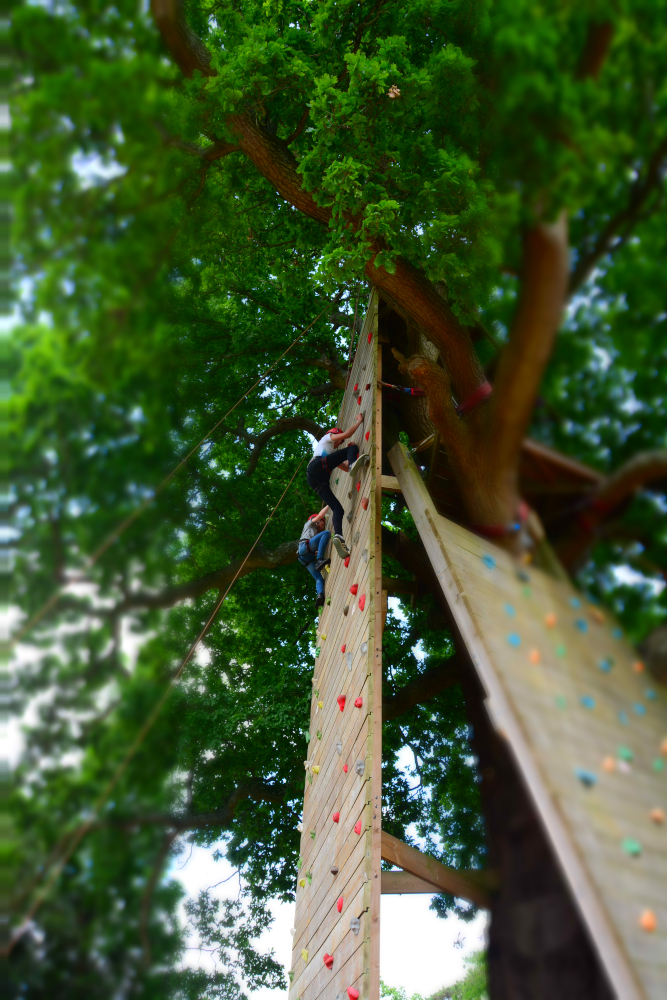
[10,310,326,648]
[6,458,305,956]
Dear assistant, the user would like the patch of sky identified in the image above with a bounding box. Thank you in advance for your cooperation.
[614,564,665,597]
[71,149,127,190]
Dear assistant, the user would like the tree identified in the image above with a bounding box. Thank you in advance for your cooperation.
[9,1,666,997]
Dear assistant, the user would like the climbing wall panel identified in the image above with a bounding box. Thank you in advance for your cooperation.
[289,293,382,1000]
[390,441,667,1000]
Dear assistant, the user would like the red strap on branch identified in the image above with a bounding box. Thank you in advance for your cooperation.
[470,501,529,538]
[455,381,492,417]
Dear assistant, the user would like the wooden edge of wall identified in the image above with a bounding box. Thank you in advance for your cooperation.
[369,293,382,1000]
[386,441,645,1000]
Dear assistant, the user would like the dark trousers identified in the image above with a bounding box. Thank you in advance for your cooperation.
[306,445,359,537]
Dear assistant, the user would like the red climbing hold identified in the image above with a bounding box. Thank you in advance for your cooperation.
[354,819,362,835]
[337,896,344,913]
[348,990,360,1000]
[356,481,360,492]
[350,584,358,596]
[357,396,362,405]
[365,431,370,441]
[344,555,350,566]
[358,594,366,611]
[332,812,340,823]
[365,383,371,390]
[361,497,369,510]
[353,383,359,392]
[337,696,346,711]
[341,644,346,653]
[343,764,348,773]
[367,330,372,343]
[354,697,363,708]
[323,953,334,970]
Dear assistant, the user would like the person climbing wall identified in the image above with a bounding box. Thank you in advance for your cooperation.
[297,506,332,609]
[306,415,369,558]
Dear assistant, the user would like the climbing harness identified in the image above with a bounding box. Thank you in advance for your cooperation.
[454,380,493,417]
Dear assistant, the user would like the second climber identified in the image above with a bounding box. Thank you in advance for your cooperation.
[306,413,369,559]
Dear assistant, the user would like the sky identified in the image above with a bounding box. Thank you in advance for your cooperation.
[172,842,488,998]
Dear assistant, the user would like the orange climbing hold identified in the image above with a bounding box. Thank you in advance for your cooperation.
[632,660,645,673]
[337,696,346,711]
[323,953,334,970]
[337,896,344,913]
[528,649,541,665]
[354,819,362,835]
[639,909,657,932]
[602,756,616,773]
[350,584,358,596]
[661,737,667,755]
[650,807,665,824]
[354,696,363,708]
[544,612,557,628]
[333,811,340,823]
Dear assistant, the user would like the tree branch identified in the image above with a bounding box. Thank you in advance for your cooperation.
[383,655,462,720]
[575,21,614,81]
[216,415,324,474]
[489,212,569,483]
[568,138,667,295]
[151,0,213,78]
[141,830,178,968]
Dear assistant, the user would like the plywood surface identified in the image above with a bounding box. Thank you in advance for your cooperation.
[390,442,667,1000]
[289,294,381,1000]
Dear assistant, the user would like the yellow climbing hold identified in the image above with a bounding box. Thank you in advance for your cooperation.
[317,700,324,710]
[312,765,320,774]
[321,633,327,640]
[301,949,309,963]
[299,878,306,888]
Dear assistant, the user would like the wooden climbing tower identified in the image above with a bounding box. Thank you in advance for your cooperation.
[289,293,666,1000]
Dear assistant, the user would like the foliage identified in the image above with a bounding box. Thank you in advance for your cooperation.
[9,0,666,994]
[381,951,488,1000]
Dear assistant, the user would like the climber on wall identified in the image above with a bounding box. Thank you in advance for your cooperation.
[306,414,369,559]
[298,506,331,609]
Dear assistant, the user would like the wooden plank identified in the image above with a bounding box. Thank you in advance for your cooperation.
[388,441,659,1000]
[369,304,382,1000]
[380,832,493,909]
[382,577,418,595]
[380,474,401,493]
[381,871,443,894]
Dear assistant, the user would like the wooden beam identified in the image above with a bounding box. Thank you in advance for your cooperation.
[381,869,500,896]
[382,576,418,596]
[380,831,495,909]
[380,475,402,493]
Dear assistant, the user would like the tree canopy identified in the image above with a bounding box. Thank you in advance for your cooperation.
[9,0,666,995]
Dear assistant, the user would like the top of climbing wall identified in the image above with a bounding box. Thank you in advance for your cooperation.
[390,441,667,1000]
[289,293,382,1000]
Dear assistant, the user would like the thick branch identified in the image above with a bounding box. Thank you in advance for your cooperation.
[575,22,614,80]
[117,539,300,612]
[569,139,667,295]
[490,212,569,480]
[218,416,324,474]
[151,0,212,78]
[383,655,462,720]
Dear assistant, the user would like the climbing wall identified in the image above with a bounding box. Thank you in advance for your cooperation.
[289,293,382,1000]
[390,441,667,1000]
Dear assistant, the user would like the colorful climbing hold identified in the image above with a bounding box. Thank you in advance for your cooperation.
[321,633,327,641]
[365,383,371,390]
[312,765,320,774]
[354,696,363,708]
[310,830,316,840]
[332,811,340,823]
[356,480,361,492]
[612,627,623,639]
[481,554,496,569]
[316,648,320,657]
[367,330,372,343]
[646,689,657,701]
[323,953,334,970]
[618,711,629,726]
[575,768,597,787]
[337,696,346,711]
[317,700,324,709]
[341,643,346,653]
[633,703,647,716]
[301,949,309,963]
[639,910,657,933]
[570,597,582,610]
[555,695,568,710]
[621,838,642,857]
[528,649,541,665]
[507,633,521,647]
[350,584,358,596]
[661,737,667,755]
[650,807,665,825]
[361,496,369,509]
[365,430,370,441]
[544,612,557,628]
[653,758,664,772]
[521,585,532,599]
[354,819,362,835]
[504,603,516,617]
[617,759,631,775]
[299,878,306,888]
[632,660,645,673]
[602,756,615,773]
[580,695,596,710]
[555,644,567,658]
[317,730,322,740]
[348,989,360,1000]
[598,657,614,673]
[354,383,359,392]
[358,594,366,611]
[326,596,331,605]
[343,764,348,773]
[337,896,344,913]
[357,396,362,405]
[617,746,634,762]
[575,618,588,633]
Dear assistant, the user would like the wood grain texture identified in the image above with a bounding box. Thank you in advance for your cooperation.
[380,832,493,908]
[289,293,381,1000]
[389,441,667,1000]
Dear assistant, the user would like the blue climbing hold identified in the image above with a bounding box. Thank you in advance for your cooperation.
[507,633,521,647]
[645,689,657,702]
[570,597,582,609]
[481,554,496,569]
[575,768,597,788]
[580,695,596,710]
[504,603,516,618]
[633,703,646,716]
[618,710,629,726]
[575,618,588,633]
[612,627,623,639]
[598,658,614,673]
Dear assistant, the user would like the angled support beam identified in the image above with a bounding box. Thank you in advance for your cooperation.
[380,475,402,493]
[382,576,418,596]
[380,831,497,909]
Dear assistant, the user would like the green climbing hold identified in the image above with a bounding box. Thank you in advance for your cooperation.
[313,690,319,699]
[316,648,320,657]
[310,830,316,840]
[555,695,568,710]
[653,758,664,773]
[326,596,331,605]
[617,746,634,762]
[555,644,567,658]
[306,871,312,884]
[521,585,532,599]
[316,730,322,740]
[308,773,313,784]
[289,972,294,983]
[621,838,642,857]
